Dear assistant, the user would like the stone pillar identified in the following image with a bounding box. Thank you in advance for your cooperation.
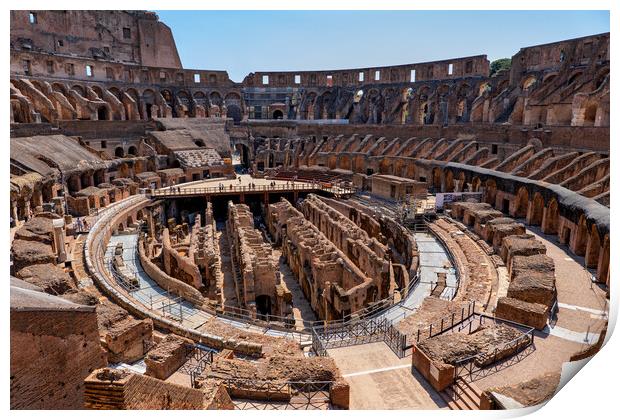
[32,189,44,209]
[52,218,67,263]
[146,209,155,239]
[23,200,31,221]
[10,202,18,226]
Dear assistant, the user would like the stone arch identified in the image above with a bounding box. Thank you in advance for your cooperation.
[300,91,317,120]
[594,67,609,90]
[114,147,125,158]
[443,169,454,192]
[176,90,192,117]
[585,224,601,268]
[91,85,104,99]
[142,89,157,119]
[529,192,545,226]
[272,109,284,119]
[415,86,432,124]
[542,198,559,234]
[513,186,529,218]
[160,89,174,114]
[127,145,138,156]
[108,86,123,101]
[456,171,466,192]
[583,103,598,125]
[316,90,334,119]
[522,76,537,91]
[542,73,558,84]
[597,234,609,283]
[573,215,588,256]
[471,176,481,192]
[484,178,497,206]
[567,71,583,86]
[224,91,242,104]
[126,88,142,119]
[97,106,109,121]
[209,91,223,106]
[193,91,209,110]
[432,167,442,191]
[52,82,67,93]
[72,85,86,97]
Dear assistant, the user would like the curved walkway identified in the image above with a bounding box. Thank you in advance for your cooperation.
[86,192,465,357]
[84,196,311,351]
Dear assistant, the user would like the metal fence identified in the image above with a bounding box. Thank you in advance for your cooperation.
[413,300,476,344]
[312,317,408,358]
[179,345,216,388]
[452,314,536,383]
[222,378,333,410]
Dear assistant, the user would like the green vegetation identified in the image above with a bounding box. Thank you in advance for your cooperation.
[490,58,512,77]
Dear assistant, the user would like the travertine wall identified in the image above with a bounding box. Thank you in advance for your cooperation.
[10,11,181,68]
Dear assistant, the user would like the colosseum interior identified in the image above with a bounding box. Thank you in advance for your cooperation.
[9,9,611,412]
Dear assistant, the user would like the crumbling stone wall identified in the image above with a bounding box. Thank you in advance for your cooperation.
[268,199,381,320]
[188,205,224,302]
[197,354,349,409]
[161,227,203,290]
[10,282,107,409]
[227,201,290,318]
[84,368,233,409]
[145,334,193,380]
[96,300,153,364]
[299,194,395,298]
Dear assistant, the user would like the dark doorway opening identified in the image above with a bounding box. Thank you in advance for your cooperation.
[97,106,108,120]
[256,295,272,316]
[502,198,510,214]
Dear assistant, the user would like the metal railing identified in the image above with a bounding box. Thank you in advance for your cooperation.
[312,317,408,358]
[222,378,333,410]
[414,300,476,343]
[452,314,536,383]
[180,345,216,388]
[147,182,356,198]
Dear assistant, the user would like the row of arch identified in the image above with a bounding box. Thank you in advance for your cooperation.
[429,165,610,283]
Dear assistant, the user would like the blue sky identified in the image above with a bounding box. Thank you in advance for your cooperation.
[155,10,610,82]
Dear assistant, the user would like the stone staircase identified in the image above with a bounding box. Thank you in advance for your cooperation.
[441,377,490,410]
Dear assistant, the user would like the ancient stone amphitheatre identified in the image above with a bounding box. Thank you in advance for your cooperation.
[9,9,610,411]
